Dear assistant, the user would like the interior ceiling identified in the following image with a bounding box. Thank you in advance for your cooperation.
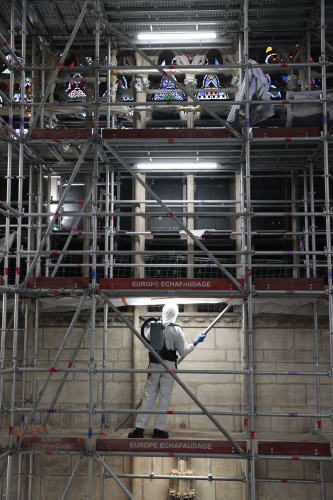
[10,0,330,46]
[0,0,332,175]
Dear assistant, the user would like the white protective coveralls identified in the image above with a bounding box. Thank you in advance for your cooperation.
[135,303,195,431]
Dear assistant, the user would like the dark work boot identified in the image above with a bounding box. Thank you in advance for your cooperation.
[128,427,144,438]
[153,428,169,439]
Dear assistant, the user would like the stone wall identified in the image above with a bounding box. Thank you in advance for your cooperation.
[0,308,332,499]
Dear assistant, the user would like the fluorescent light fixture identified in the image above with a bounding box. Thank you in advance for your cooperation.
[136,162,218,170]
[137,32,217,42]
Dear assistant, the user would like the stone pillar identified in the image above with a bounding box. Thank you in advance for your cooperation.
[132,173,146,279]
[184,74,197,129]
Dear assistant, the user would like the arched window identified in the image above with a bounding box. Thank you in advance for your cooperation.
[153,76,185,101]
[196,74,228,100]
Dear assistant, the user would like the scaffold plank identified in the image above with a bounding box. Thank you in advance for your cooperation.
[96,438,247,454]
[19,436,86,451]
[26,277,90,289]
[255,278,325,290]
[99,278,245,291]
[257,441,330,456]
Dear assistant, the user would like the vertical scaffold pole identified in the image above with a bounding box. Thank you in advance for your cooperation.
[107,35,111,129]
[110,170,115,278]
[36,164,43,277]
[102,152,110,443]
[17,300,29,500]
[321,0,333,408]
[303,169,310,278]
[313,302,322,438]
[309,163,317,278]
[6,1,24,496]
[243,0,255,497]
[90,4,100,494]
[1,0,17,499]
[27,165,33,273]
[46,171,52,276]
[28,299,40,499]
[87,293,96,499]
[0,0,15,434]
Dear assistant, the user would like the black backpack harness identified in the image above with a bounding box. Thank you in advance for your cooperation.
[141,317,179,364]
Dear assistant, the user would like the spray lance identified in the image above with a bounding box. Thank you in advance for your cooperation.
[114,304,232,433]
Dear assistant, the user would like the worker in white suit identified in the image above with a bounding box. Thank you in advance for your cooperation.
[128,303,206,439]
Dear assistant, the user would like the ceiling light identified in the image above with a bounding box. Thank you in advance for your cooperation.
[137,32,217,43]
[136,162,218,170]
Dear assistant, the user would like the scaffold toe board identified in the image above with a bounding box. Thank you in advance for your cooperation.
[96,438,248,455]
[26,277,90,290]
[19,436,86,452]
[255,278,325,290]
[99,278,245,291]
[257,441,331,456]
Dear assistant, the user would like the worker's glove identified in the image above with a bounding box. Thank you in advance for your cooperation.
[193,332,207,346]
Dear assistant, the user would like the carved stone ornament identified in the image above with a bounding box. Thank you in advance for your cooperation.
[132,76,150,93]
[184,75,197,91]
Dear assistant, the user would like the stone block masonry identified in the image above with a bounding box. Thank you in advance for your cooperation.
[0,311,331,499]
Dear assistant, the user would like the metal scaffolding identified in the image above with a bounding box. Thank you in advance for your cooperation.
[0,0,332,499]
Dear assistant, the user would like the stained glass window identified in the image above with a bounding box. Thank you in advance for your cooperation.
[265,74,281,99]
[196,74,228,100]
[153,76,185,101]
[66,73,86,99]
[103,76,133,101]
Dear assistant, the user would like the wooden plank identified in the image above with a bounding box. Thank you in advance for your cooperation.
[258,441,330,456]
[26,277,89,289]
[96,438,247,454]
[99,278,244,291]
[255,278,325,290]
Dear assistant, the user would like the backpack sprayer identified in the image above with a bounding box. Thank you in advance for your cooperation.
[114,304,231,432]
